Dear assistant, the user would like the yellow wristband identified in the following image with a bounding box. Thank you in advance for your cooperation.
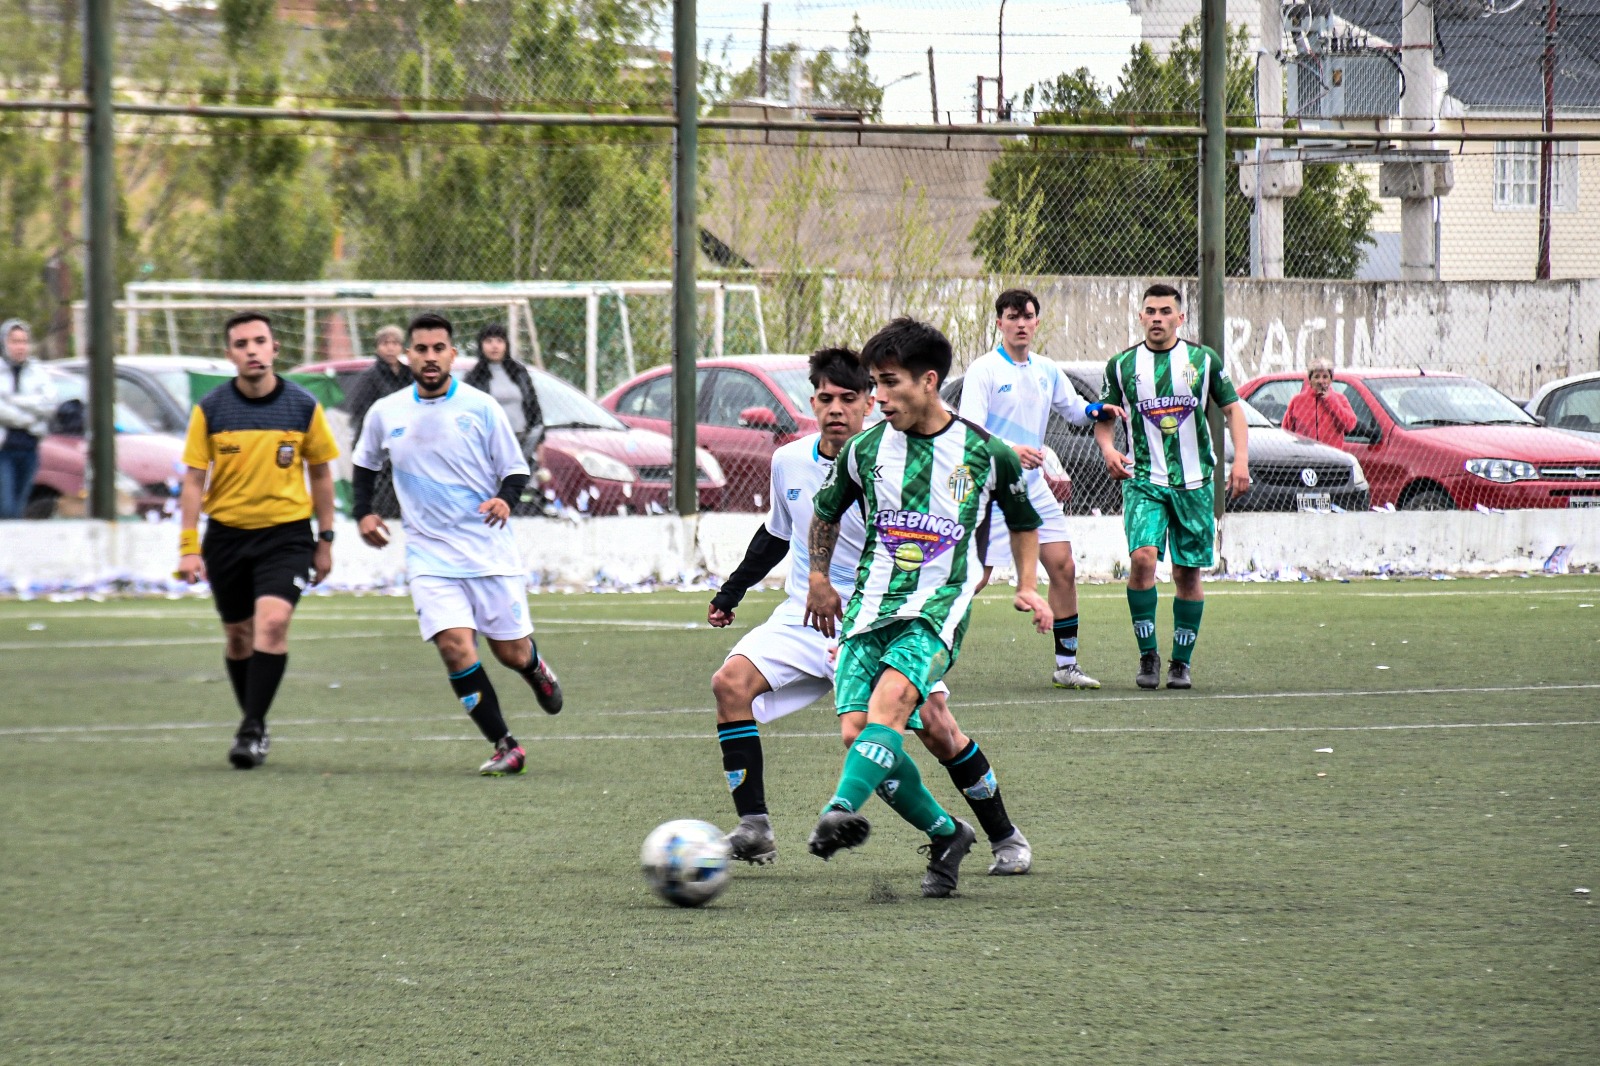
[179,529,201,557]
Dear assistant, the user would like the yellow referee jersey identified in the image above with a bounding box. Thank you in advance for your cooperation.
[182,377,340,529]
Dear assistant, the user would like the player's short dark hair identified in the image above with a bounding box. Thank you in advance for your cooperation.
[1141,283,1183,306]
[859,318,953,386]
[808,346,870,393]
[222,311,273,342]
[995,289,1040,317]
[476,322,508,349]
[407,311,454,342]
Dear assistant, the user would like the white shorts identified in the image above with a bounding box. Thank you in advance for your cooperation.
[727,615,948,724]
[980,476,1071,569]
[410,574,534,642]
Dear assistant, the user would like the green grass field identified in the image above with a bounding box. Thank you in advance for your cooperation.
[2,577,1598,1065]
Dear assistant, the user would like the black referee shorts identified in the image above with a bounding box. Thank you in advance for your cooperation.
[202,518,315,624]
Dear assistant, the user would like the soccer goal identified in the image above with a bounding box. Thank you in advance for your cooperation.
[79,279,768,397]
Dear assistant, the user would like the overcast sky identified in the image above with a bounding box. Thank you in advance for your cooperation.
[691,0,1143,122]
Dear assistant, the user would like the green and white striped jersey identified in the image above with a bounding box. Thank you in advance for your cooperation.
[1100,340,1240,489]
[813,415,1040,649]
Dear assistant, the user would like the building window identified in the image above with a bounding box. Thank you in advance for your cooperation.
[1494,141,1577,211]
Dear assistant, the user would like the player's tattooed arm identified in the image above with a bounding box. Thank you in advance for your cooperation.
[804,518,844,638]
[809,517,840,573]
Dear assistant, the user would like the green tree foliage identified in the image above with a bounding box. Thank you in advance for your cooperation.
[324,0,673,283]
[973,24,1376,279]
[713,17,884,117]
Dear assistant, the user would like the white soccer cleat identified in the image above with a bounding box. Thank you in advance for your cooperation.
[1052,663,1101,690]
[988,828,1033,876]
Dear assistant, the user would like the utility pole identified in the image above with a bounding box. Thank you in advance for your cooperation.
[758,3,770,98]
[976,75,985,122]
[997,0,1007,121]
[1398,0,1438,280]
[86,0,116,519]
[928,47,938,123]
[672,0,699,516]
[1244,0,1299,278]
[1536,0,1559,280]
[1200,0,1227,519]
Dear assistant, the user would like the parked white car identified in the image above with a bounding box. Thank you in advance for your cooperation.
[1526,371,1600,442]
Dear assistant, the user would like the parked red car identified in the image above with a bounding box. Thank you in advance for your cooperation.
[300,359,725,514]
[1240,369,1600,510]
[601,356,822,511]
[28,367,184,519]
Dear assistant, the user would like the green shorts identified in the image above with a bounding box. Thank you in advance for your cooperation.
[1122,479,1216,569]
[834,618,953,722]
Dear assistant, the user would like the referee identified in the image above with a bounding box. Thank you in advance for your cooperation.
[177,312,341,769]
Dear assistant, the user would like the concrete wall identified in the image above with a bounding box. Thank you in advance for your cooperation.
[822,274,1600,398]
[1,512,1592,597]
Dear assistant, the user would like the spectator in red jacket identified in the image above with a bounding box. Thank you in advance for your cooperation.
[1282,358,1357,447]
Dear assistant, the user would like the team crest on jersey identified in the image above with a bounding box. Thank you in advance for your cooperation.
[388,427,405,439]
[947,465,974,504]
[275,442,295,467]
[455,414,473,434]
[786,488,801,501]
[1179,362,1199,387]
[874,509,965,573]
[1135,395,1200,436]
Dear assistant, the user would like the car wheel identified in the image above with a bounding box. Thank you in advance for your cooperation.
[1399,486,1453,511]
[23,489,59,520]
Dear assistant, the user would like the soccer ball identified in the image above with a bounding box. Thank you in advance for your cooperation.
[641,819,732,908]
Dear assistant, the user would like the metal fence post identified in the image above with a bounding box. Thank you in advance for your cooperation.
[86,0,117,519]
[1200,0,1228,520]
[672,0,699,516]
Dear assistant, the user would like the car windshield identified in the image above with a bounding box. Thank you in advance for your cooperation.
[1364,377,1537,429]
[148,368,202,408]
[45,372,157,434]
[534,370,627,430]
[767,367,816,412]
[1239,399,1274,428]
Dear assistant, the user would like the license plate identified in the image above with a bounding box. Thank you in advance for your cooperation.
[1296,492,1332,512]
[1569,496,1600,508]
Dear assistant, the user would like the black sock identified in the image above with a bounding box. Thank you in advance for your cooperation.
[717,719,766,817]
[225,655,251,713]
[514,639,543,677]
[1053,614,1080,666]
[243,652,288,732]
[450,663,510,744]
[941,739,1015,843]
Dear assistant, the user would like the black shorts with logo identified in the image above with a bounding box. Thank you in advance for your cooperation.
[202,518,315,624]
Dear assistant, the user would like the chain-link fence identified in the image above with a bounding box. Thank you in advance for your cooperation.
[3,0,1599,522]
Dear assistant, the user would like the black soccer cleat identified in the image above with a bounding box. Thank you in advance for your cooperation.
[228,725,269,770]
[525,658,563,715]
[1166,661,1193,689]
[807,807,871,860]
[726,815,778,865]
[919,818,977,898]
[1136,651,1163,690]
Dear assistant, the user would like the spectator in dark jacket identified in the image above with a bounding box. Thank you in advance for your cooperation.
[0,319,55,519]
[1282,358,1357,448]
[344,324,412,518]
[463,322,547,486]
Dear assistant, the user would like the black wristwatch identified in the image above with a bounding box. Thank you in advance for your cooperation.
[317,529,336,543]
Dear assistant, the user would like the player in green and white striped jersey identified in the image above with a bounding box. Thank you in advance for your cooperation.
[1094,283,1251,691]
[803,318,1052,898]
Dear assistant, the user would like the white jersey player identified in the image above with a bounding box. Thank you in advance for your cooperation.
[708,347,1032,876]
[352,312,563,777]
[958,289,1122,691]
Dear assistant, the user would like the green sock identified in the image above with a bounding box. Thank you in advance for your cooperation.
[1127,585,1159,653]
[826,723,905,814]
[875,745,958,838]
[1172,597,1204,664]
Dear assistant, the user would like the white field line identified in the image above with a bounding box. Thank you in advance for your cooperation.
[3,680,1598,741]
[0,619,713,651]
[10,720,1600,745]
[3,581,1598,622]
[592,682,1600,716]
